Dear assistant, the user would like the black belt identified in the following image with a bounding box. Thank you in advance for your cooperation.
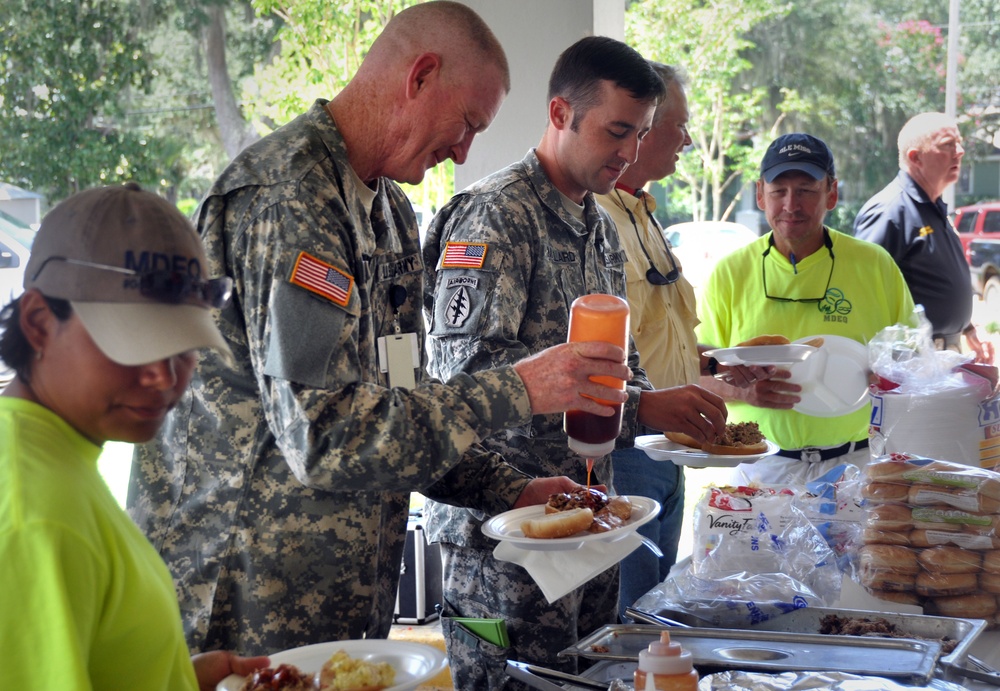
[933,333,961,349]
[776,439,868,462]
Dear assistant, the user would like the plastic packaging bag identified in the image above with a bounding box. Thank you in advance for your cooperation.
[857,453,1000,624]
[868,306,972,395]
[868,307,996,466]
[634,485,841,627]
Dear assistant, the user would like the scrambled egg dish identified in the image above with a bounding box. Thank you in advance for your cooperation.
[318,650,396,690]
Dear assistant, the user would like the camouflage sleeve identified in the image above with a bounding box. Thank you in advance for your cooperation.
[422,195,539,379]
[420,445,533,515]
[232,199,532,493]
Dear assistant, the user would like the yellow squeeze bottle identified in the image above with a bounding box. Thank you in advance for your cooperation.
[633,631,699,691]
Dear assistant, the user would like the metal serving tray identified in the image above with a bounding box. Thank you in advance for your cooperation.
[559,624,942,685]
[748,606,986,669]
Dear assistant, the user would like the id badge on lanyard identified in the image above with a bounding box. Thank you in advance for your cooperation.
[377,282,419,389]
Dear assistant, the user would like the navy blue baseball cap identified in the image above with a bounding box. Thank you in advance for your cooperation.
[760,133,836,182]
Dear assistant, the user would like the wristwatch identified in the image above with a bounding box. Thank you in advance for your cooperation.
[706,356,720,376]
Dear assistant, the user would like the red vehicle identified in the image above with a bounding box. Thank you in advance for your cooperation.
[954,200,1000,263]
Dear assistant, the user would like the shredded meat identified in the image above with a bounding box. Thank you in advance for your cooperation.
[240,664,316,691]
[715,421,764,447]
[589,497,632,533]
[547,488,608,513]
[819,614,958,654]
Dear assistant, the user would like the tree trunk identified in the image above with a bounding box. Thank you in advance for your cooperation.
[203,4,259,160]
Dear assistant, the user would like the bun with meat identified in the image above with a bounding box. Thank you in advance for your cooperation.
[701,421,768,456]
[737,334,791,347]
[521,508,594,539]
[545,487,608,514]
[664,431,702,450]
[524,488,633,538]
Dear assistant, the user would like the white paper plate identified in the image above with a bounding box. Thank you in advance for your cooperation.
[480,495,659,552]
[787,334,869,417]
[702,343,819,366]
[216,639,447,691]
[634,434,780,467]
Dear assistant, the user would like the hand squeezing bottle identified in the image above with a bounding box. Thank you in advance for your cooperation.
[563,294,629,459]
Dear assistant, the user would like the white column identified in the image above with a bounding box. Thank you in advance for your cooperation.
[456,0,625,191]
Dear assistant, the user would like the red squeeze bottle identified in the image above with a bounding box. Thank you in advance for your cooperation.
[564,294,630,459]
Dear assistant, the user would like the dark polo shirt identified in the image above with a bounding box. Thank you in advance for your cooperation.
[854,171,972,338]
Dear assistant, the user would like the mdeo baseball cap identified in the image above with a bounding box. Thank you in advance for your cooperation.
[760,133,836,183]
[24,182,234,366]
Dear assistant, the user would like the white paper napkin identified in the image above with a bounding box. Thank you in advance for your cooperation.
[493,532,644,603]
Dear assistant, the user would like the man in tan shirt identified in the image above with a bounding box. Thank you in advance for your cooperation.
[596,63,761,617]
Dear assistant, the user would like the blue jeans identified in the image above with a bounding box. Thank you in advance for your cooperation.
[611,446,684,620]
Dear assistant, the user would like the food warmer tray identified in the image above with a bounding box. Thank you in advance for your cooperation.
[748,606,986,669]
[559,624,942,685]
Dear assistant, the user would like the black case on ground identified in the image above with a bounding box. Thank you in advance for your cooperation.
[394,517,442,624]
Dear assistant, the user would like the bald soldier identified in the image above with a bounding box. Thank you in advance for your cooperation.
[128,1,631,655]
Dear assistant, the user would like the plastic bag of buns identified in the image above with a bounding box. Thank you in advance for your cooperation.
[632,485,841,628]
[858,452,1000,626]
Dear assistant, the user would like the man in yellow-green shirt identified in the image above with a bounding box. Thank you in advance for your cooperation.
[698,133,914,484]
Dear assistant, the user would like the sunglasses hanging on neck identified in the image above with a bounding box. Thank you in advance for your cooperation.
[615,189,679,286]
[761,229,835,303]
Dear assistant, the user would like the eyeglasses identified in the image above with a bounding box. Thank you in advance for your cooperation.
[761,230,835,303]
[31,256,233,309]
[616,190,679,285]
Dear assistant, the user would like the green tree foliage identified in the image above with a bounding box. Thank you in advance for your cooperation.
[744,0,950,226]
[626,0,793,223]
[246,0,452,211]
[131,0,280,201]
[0,0,175,201]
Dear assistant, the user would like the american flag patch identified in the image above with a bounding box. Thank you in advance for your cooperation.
[290,251,354,306]
[442,242,488,269]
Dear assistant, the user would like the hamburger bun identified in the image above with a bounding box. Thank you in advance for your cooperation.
[908,484,1000,514]
[925,592,998,619]
[867,590,923,607]
[701,439,769,456]
[915,571,979,597]
[917,545,983,573]
[664,431,702,450]
[858,544,920,593]
[866,503,912,532]
[701,421,768,456]
[861,527,911,546]
[859,544,919,574]
[865,459,920,484]
[521,507,594,539]
[980,572,1000,594]
[737,334,790,347]
[984,550,1000,572]
[862,482,910,504]
[860,570,917,593]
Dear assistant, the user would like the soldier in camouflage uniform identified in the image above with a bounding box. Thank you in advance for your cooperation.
[127,2,633,656]
[423,37,729,690]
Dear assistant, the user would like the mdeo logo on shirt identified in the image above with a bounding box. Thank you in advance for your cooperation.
[442,242,487,269]
[819,287,852,322]
[290,251,354,306]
